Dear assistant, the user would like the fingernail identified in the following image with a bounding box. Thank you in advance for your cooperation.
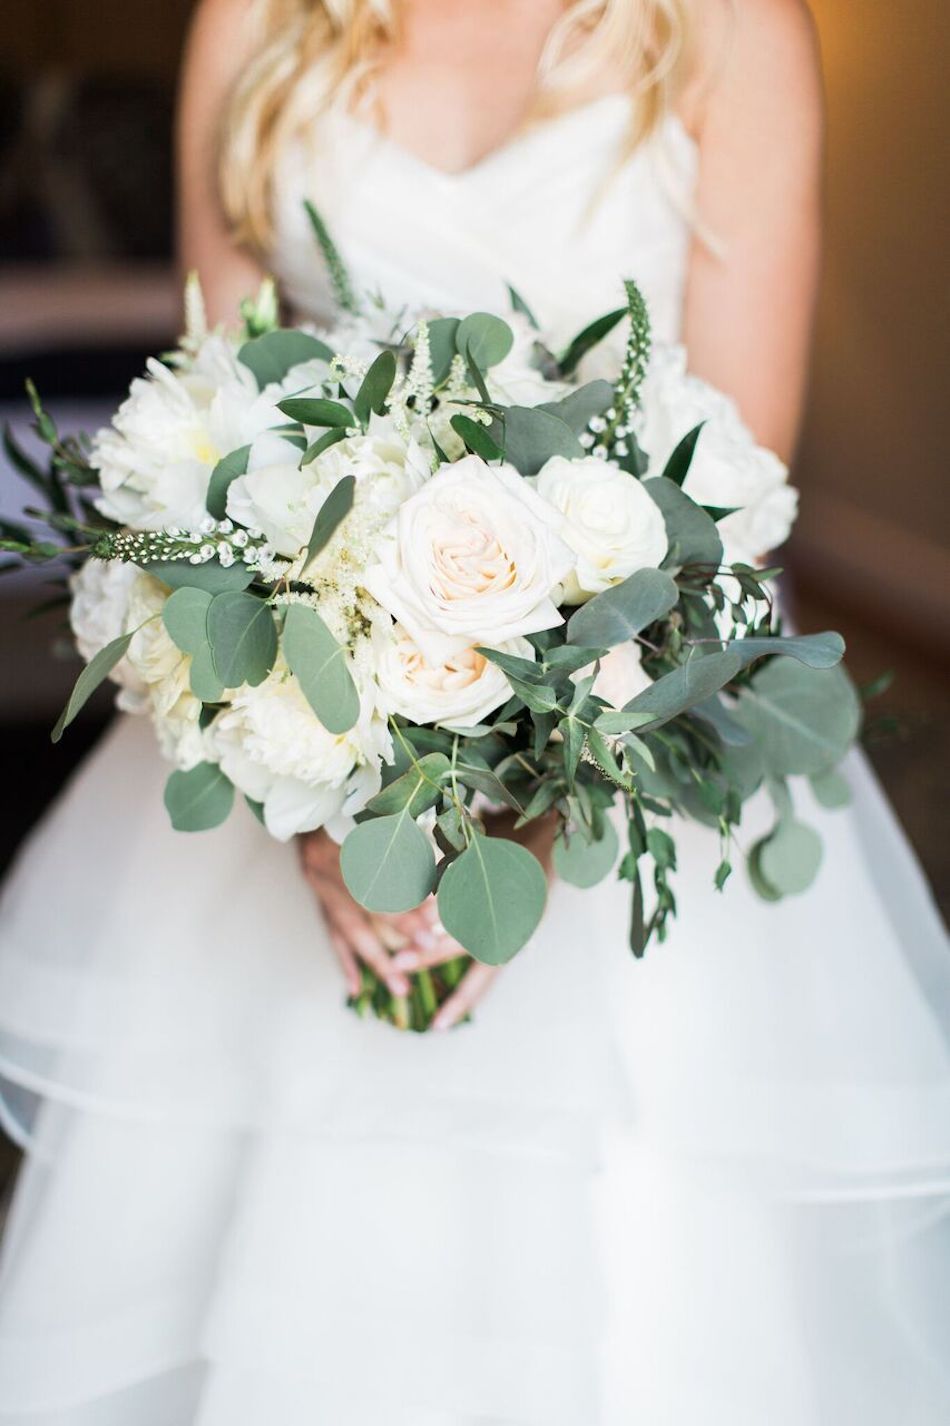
[389,976,411,997]
[393,950,420,970]
[417,931,438,951]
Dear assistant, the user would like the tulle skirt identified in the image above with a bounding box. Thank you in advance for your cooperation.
[0,714,948,1423]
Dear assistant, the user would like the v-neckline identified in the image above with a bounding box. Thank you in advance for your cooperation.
[337,92,632,183]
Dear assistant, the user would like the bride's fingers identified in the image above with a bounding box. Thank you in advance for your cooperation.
[327,926,361,997]
[391,929,466,971]
[310,878,411,998]
[431,962,498,1031]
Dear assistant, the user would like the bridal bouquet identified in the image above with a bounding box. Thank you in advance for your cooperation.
[4,219,861,1028]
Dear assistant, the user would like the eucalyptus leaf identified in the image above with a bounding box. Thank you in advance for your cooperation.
[238,329,332,389]
[450,414,504,462]
[759,820,824,895]
[365,753,451,818]
[164,762,235,832]
[206,445,251,520]
[437,836,547,964]
[303,475,355,570]
[282,603,359,734]
[207,590,277,688]
[190,645,225,703]
[455,313,514,369]
[428,317,461,385]
[623,652,743,730]
[725,631,846,670]
[554,818,619,888]
[341,810,436,913]
[539,380,614,435]
[501,406,584,475]
[145,560,254,595]
[733,662,861,778]
[809,767,852,809]
[162,586,212,654]
[301,427,348,465]
[354,350,397,426]
[506,283,539,328]
[644,477,723,570]
[51,631,133,742]
[277,396,354,428]
[567,567,678,647]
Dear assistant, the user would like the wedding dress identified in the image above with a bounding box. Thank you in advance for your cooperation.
[0,94,948,1424]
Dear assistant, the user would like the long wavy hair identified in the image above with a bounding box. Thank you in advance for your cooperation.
[220,0,694,251]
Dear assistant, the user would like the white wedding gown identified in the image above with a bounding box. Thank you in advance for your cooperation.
[1,95,949,1424]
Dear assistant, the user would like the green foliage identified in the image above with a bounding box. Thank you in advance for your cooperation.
[354,351,397,426]
[553,818,619,888]
[238,330,332,389]
[733,662,861,777]
[567,568,679,647]
[145,560,254,595]
[365,753,451,818]
[278,397,354,428]
[304,201,359,314]
[501,405,584,475]
[645,477,723,570]
[559,306,627,378]
[437,835,548,964]
[455,313,514,369]
[164,762,235,832]
[451,414,504,462]
[51,631,133,743]
[303,476,355,570]
[341,810,436,913]
[282,603,359,734]
[162,586,212,654]
[661,423,706,488]
[206,591,277,688]
[206,445,251,520]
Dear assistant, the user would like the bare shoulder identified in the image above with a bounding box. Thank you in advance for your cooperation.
[181,0,262,94]
[684,0,823,141]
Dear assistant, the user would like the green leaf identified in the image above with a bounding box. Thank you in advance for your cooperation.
[282,602,359,734]
[733,662,861,778]
[644,478,723,569]
[145,560,254,595]
[623,652,743,730]
[759,820,824,895]
[207,591,277,688]
[567,568,679,647]
[586,727,631,788]
[190,645,225,702]
[340,810,436,913]
[304,201,360,314]
[450,414,504,462]
[51,631,133,742]
[747,839,783,902]
[162,586,212,654]
[554,818,619,888]
[164,762,235,832]
[277,397,354,428]
[301,427,348,465]
[507,678,560,714]
[506,282,539,328]
[539,380,614,435]
[724,631,846,670]
[206,444,251,520]
[428,317,461,385]
[437,835,548,964]
[646,825,676,870]
[365,753,451,818]
[501,406,584,476]
[354,350,397,426]
[809,767,851,809]
[238,330,332,389]
[661,423,706,487]
[559,306,627,378]
[303,475,355,570]
[592,709,654,735]
[455,313,514,369]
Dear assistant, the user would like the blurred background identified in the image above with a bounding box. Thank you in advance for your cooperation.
[0,3,947,959]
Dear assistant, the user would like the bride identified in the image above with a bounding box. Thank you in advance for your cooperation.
[1,0,948,1420]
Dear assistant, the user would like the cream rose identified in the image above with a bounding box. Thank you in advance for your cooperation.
[363,456,575,666]
[376,624,533,729]
[535,455,669,604]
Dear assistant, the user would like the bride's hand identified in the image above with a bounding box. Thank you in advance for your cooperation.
[386,809,558,1031]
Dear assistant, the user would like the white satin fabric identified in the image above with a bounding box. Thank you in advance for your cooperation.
[0,95,948,1423]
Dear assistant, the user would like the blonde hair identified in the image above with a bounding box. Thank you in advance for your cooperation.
[220,0,693,251]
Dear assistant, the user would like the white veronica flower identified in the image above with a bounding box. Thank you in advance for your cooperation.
[69,559,147,712]
[375,624,532,730]
[535,455,669,604]
[92,333,314,532]
[362,455,575,666]
[209,658,391,841]
[637,345,798,562]
[227,415,430,560]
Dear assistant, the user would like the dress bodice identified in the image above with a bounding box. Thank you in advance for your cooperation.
[271,93,698,347]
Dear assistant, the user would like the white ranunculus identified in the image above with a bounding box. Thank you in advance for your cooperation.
[227,415,430,560]
[376,624,532,730]
[637,344,798,562]
[535,455,669,604]
[209,658,391,841]
[363,455,575,666]
[93,333,309,532]
[69,559,147,711]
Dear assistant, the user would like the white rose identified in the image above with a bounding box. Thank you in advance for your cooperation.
[376,624,532,730]
[93,333,313,532]
[535,455,669,604]
[69,559,147,711]
[363,455,575,666]
[637,344,798,562]
[209,658,391,841]
[227,416,430,559]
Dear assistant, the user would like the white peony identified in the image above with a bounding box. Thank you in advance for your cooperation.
[209,657,391,841]
[92,333,312,532]
[68,559,147,712]
[227,415,430,560]
[637,345,798,563]
[535,455,669,604]
[376,624,532,730]
[362,455,575,666]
